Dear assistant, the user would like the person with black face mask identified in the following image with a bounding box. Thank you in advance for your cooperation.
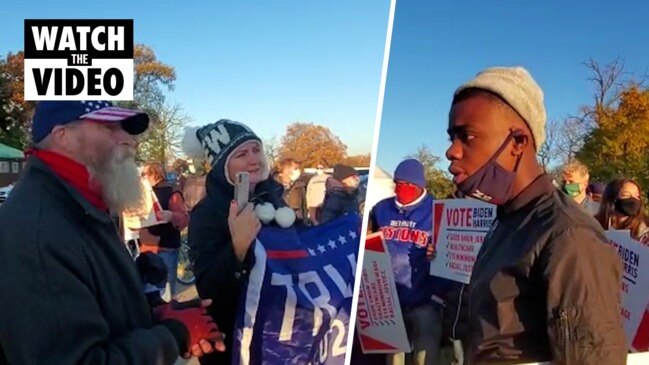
[446,66,626,365]
[595,178,649,244]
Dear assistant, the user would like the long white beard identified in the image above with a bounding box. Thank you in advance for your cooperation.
[88,146,145,214]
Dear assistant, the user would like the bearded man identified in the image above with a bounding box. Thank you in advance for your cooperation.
[0,101,224,365]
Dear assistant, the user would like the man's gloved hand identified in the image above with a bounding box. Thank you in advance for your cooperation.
[155,299,226,358]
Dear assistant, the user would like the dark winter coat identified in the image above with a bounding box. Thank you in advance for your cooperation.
[467,174,626,365]
[0,156,180,365]
[188,170,286,365]
[319,178,360,224]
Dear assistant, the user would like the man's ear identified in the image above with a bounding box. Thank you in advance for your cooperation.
[48,125,67,146]
[511,130,529,156]
[49,124,78,152]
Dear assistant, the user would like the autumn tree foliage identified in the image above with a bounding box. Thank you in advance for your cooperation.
[342,154,371,167]
[278,122,347,167]
[535,58,649,198]
[0,45,184,158]
[577,85,649,191]
[112,44,186,164]
[120,44,176,111]
[0,51,35,149]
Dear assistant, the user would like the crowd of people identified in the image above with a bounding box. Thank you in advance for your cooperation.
[0,67,646,365]
[355,66,646,365]
[557,160,649,244]
[269,157,364,227]
[0,103,365,365]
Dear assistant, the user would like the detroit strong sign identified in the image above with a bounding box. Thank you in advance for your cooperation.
[24,19,134,100]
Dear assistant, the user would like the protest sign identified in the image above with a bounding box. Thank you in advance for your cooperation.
[606,230,649,352]
[356,232,410,354]
[429,199,496,284]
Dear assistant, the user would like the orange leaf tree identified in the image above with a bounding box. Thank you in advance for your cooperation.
[577,85,649,192]
[0,51,35,149]
[278,122,347,168]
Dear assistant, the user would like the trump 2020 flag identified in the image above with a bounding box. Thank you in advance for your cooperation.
[232,214,360,365]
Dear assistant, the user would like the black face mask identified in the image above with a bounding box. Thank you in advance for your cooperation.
[614,198,641,217]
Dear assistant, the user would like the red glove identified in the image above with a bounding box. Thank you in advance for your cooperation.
[155,302,220,353]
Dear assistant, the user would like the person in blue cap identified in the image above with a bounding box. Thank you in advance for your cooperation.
[368,158,454,365]
[0,101,224,364]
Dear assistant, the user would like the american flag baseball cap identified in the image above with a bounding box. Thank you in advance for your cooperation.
[31,100,149,144]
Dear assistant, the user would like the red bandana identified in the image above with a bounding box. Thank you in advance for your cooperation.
[395,182,423,205]
[28,149,107,211]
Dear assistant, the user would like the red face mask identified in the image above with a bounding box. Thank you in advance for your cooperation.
[395,182,423,205]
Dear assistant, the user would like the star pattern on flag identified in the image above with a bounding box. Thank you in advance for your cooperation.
[302,225,360,257]
[81,100,112,113]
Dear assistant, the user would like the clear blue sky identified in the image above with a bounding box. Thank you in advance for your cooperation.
[2,1,390,155]
[377,0,649,174]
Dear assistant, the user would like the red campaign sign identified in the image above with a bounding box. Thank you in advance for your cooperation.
[634,310,649,350]
[357,232,410,354]
[432,202,444,250]
[358,334,397,351]
[364,233,385,253]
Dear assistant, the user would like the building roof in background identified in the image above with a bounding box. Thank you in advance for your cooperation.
[374,166,392,179]
[0,143,24,159]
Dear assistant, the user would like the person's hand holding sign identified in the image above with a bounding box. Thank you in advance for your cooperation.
[228,201,262,262]
[426,242,437,261]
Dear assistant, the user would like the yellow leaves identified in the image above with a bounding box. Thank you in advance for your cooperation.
[133,44,176,85]
[135,63,175,79]
[579,83,649,188]
[1,52,27,105]
[342,154,371,167]
[278,122,348,167]
[593,87,649,152]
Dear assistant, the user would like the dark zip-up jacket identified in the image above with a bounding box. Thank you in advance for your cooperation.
[467,174,626,365]
[0,156,180,365]
[189,171,286,365]
[319,179,359,224]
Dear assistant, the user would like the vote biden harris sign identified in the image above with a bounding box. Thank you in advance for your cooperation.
[24,20,134,100]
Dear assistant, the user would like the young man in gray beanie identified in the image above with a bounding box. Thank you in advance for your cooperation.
[446,67,626,364]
